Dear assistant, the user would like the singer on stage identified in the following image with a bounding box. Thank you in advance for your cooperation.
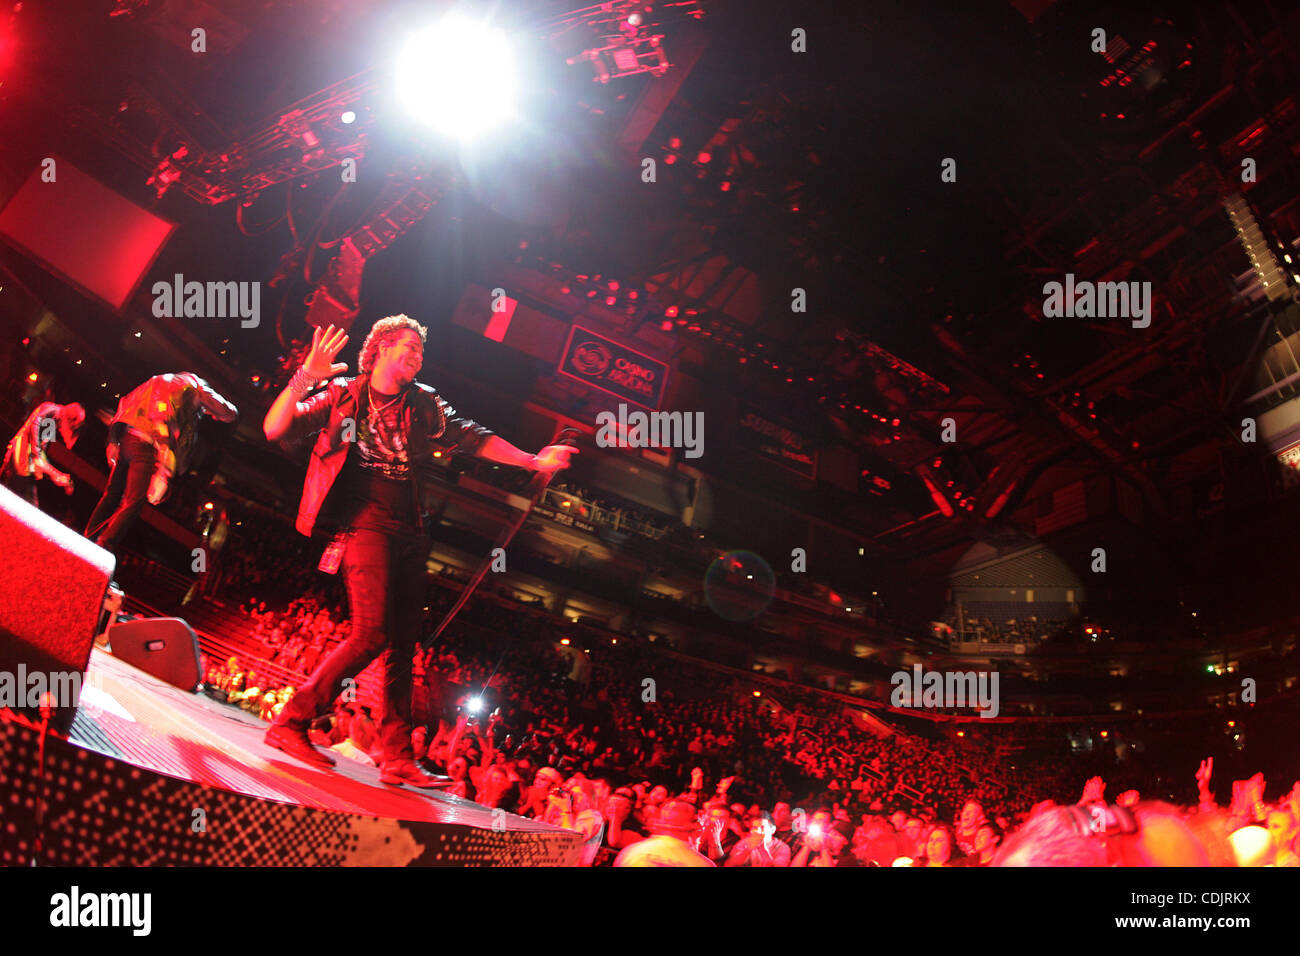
[262,315,575,786]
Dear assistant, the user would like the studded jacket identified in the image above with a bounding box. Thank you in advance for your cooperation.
[279,374,494,537]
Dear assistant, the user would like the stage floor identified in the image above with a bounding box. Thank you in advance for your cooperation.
[0,647,583,864]
[71,647,557,832]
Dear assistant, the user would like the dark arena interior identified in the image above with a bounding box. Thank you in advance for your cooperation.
[0,0,1299,922]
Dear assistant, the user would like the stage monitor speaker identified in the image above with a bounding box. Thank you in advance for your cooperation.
[107,617,202,692]
[0,485,115,733]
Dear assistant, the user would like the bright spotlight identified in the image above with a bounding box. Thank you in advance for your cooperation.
[395,17,517,139]
[340,110,356,124]
[467,696,484,713]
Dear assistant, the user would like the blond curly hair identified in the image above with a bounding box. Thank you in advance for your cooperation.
[357,314,428,374]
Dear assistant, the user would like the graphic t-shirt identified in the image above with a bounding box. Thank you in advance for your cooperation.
[334,387,418,536]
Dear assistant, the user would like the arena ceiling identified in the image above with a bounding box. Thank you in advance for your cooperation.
[3,0,1300,601]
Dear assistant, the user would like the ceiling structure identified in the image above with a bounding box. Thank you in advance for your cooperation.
[4,0,1300,621]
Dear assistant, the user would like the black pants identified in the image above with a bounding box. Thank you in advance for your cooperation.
[273,529,427,764]
[84,433,153,552]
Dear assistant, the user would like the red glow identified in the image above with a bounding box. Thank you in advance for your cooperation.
[697,151,711,164]
[26,372,38,383]
[665,154,677,165]
[660,320,674,331]
[665,306,679,318]
[484,294,516,342]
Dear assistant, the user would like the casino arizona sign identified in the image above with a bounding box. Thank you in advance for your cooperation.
[558,325,669,409]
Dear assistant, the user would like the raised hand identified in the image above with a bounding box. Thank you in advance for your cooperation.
[1246,772,1266,808]
[304,324,350,381]
[1195,757,1213,791]
[1080,776,1105,805]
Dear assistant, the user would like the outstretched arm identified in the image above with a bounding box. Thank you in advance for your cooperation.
[476,435,578,474]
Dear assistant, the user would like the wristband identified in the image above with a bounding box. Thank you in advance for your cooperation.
[288,366,320,396]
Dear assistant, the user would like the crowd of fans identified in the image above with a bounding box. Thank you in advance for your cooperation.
[204,654,294,722]
[121,466,1288,868]
[944,614,1059,644]
[180,551,1300,867]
